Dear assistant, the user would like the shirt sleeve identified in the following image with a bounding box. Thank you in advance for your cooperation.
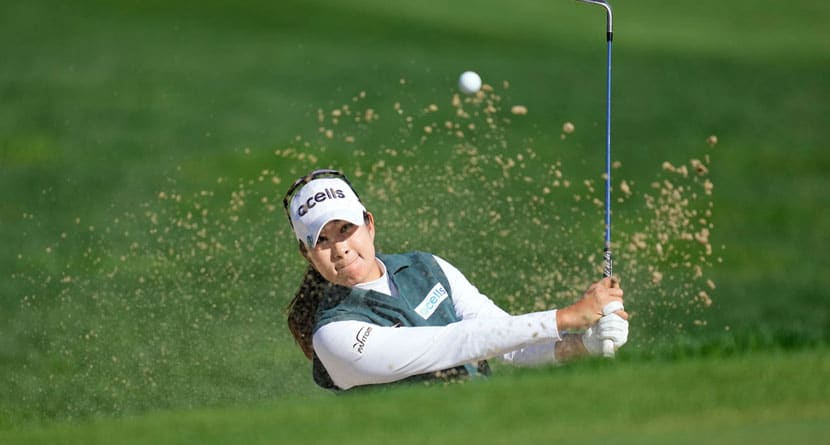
[433,255,560,366]
[313,310,561,390]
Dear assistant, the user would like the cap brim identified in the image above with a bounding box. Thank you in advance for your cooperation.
[305,206,366,248]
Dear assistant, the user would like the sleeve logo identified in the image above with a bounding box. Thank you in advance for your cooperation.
[352,325,373,354]
[414,283,449,320]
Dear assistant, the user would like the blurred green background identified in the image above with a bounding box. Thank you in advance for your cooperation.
[1,0,828,441]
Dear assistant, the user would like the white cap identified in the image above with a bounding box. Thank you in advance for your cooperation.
[288,177,366,248]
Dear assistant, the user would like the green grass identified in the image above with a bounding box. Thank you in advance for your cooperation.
[3,349,828,444]
[1,0,829,440]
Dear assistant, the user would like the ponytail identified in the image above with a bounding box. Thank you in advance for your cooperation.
[286,265,331,360]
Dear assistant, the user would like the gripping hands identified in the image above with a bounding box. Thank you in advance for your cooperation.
[555,277,629,357]
[582,301,629,356]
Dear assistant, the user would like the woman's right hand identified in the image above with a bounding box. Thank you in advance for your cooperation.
[556,277,627,331]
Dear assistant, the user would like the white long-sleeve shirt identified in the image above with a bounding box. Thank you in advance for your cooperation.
[313,255,562,390]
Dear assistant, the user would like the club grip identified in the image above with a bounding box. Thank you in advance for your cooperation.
[602,339,615,357]
[602,247,615,358]
[603,247,613,278]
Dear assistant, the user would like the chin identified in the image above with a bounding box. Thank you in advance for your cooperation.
[331,274,356,287]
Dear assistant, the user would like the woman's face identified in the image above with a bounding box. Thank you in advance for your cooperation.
[303,213,381,287]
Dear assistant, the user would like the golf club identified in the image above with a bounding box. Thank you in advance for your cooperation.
[576,0,616,358]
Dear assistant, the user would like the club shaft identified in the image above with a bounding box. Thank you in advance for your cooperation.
[603,38,612,279]
[602,18,615,358]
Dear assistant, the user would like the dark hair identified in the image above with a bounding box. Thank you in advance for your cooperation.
[286,265,331,360]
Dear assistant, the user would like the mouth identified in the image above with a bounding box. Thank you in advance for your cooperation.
[335,257,358,273]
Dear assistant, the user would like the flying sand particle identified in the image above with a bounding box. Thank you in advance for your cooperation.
[652,271,663,284]
[690,159,708,175]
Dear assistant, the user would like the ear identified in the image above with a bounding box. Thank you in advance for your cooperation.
[365,211,376,239]
[297,240,312,263]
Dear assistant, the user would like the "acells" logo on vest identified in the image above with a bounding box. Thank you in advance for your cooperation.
[415,283,449,320]
[296,188,346,217]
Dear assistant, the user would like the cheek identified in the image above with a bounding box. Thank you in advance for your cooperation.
[309,255,339,283]
[357,232,375,256]
[307,250,332,271]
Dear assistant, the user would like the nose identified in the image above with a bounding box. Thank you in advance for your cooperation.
[330,236,350,259]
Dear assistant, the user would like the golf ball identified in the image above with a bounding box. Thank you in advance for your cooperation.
[458,71,482,94]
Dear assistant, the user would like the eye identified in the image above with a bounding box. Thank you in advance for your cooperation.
[340,223,355,233]
[315,235,329,246]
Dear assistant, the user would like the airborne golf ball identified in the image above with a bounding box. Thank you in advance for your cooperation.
[458,71,482,94]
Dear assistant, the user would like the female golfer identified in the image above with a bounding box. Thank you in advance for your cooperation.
[285,169,629,390]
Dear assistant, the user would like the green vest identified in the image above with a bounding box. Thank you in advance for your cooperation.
[312,251,488,390]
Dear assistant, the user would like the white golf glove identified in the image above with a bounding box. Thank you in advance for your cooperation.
[582,302,629,355]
